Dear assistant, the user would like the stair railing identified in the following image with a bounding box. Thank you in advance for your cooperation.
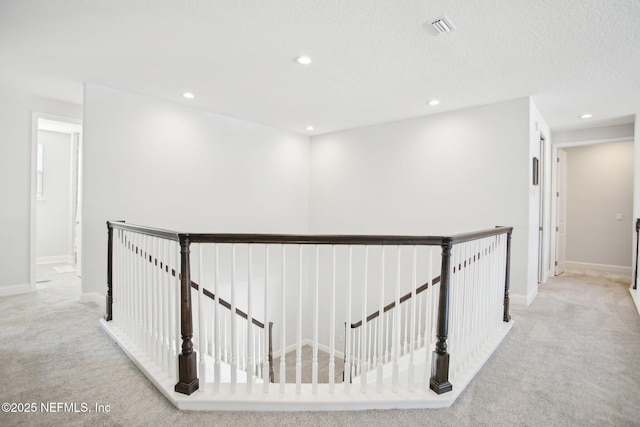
[105,221,273,395]
[105,221,512,397]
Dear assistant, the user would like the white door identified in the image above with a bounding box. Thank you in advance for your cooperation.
[555,149,567,275]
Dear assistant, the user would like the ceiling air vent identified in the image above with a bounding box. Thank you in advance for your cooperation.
[431,16,456,34]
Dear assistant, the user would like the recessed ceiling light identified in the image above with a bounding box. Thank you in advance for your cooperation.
[296,56,312,65]
[306,126,315,131]
[428,99,440,106]
[431,16,456,34]
[183,92,194,99]
[580,113,593,119]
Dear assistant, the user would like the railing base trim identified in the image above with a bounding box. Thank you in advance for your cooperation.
[101,318,513,411]
[630,288,640,319]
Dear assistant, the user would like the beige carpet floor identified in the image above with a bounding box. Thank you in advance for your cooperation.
[1,266,639,426]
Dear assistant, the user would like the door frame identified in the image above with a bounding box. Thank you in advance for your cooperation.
[549,136,633,278]
[30,112,83,290]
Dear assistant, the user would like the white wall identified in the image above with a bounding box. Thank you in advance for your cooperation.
[36,130,74,262]
[564,141,634,268]
[309,97,536,304]
[0,83,82,295]
[82,84,310,297]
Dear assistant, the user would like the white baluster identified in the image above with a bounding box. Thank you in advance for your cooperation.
[424,246,434,390]
[416,261,423,350]
[280,245,286,393]
[377,246,385,392]
[344,245,353,393]
[247,245,253,393]
[174,240,181,381]
[361,246,369,392]
[160,238,169,375]
[143,235,150,356]
[403,287,409,356]
[230,244,237,392]
[162,238,170,376]
[198,244,206,390]
[151,236,159,366]
[136,233,143,348]
[391,246,401,391]
[329,245,336,393]
[296,245,303,394]
[384,311,390,363]
[123,231,129,337]
[263,244,270,393]
[312,245,319,393]
[214,244,221,391]
[408,246,417,392]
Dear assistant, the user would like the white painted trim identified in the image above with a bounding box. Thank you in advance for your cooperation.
[630,288,640,319]
[553,136,633,149]
[0,283,32,297]
[565,261,632,278]
[100,318,512,411]
[510,286,538,306]
[81,292,105,311]
[36,255,75,264]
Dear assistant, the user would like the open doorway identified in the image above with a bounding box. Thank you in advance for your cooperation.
[31,114,83,286]
[552,139,634,280]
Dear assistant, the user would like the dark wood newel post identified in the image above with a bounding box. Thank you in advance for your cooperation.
[503,228,513,322]
[634,219,639,290]
[174,234,199,395]
[104,221,114,321]
[430,237,453,394]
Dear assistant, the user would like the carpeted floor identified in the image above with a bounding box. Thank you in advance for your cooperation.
[1,266,639,426]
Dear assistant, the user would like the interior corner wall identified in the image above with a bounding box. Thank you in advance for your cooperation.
[81,84,310,296]
[529,100,552,291]
[309,97,534,304]
[0,83,82,293]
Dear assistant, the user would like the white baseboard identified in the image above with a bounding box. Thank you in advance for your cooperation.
[81,292,105,311]
[510,286,538,306]
[565,261,632,278]
[0,283,32,297]
[37,255,74,264]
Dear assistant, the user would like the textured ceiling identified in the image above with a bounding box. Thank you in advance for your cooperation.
[1,0,639,135]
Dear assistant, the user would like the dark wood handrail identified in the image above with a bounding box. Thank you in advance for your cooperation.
[109,220,180,241]
[349,276,441,328]
[189,281,265,329]
[349,237,501,329]
[108,220,512,248]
